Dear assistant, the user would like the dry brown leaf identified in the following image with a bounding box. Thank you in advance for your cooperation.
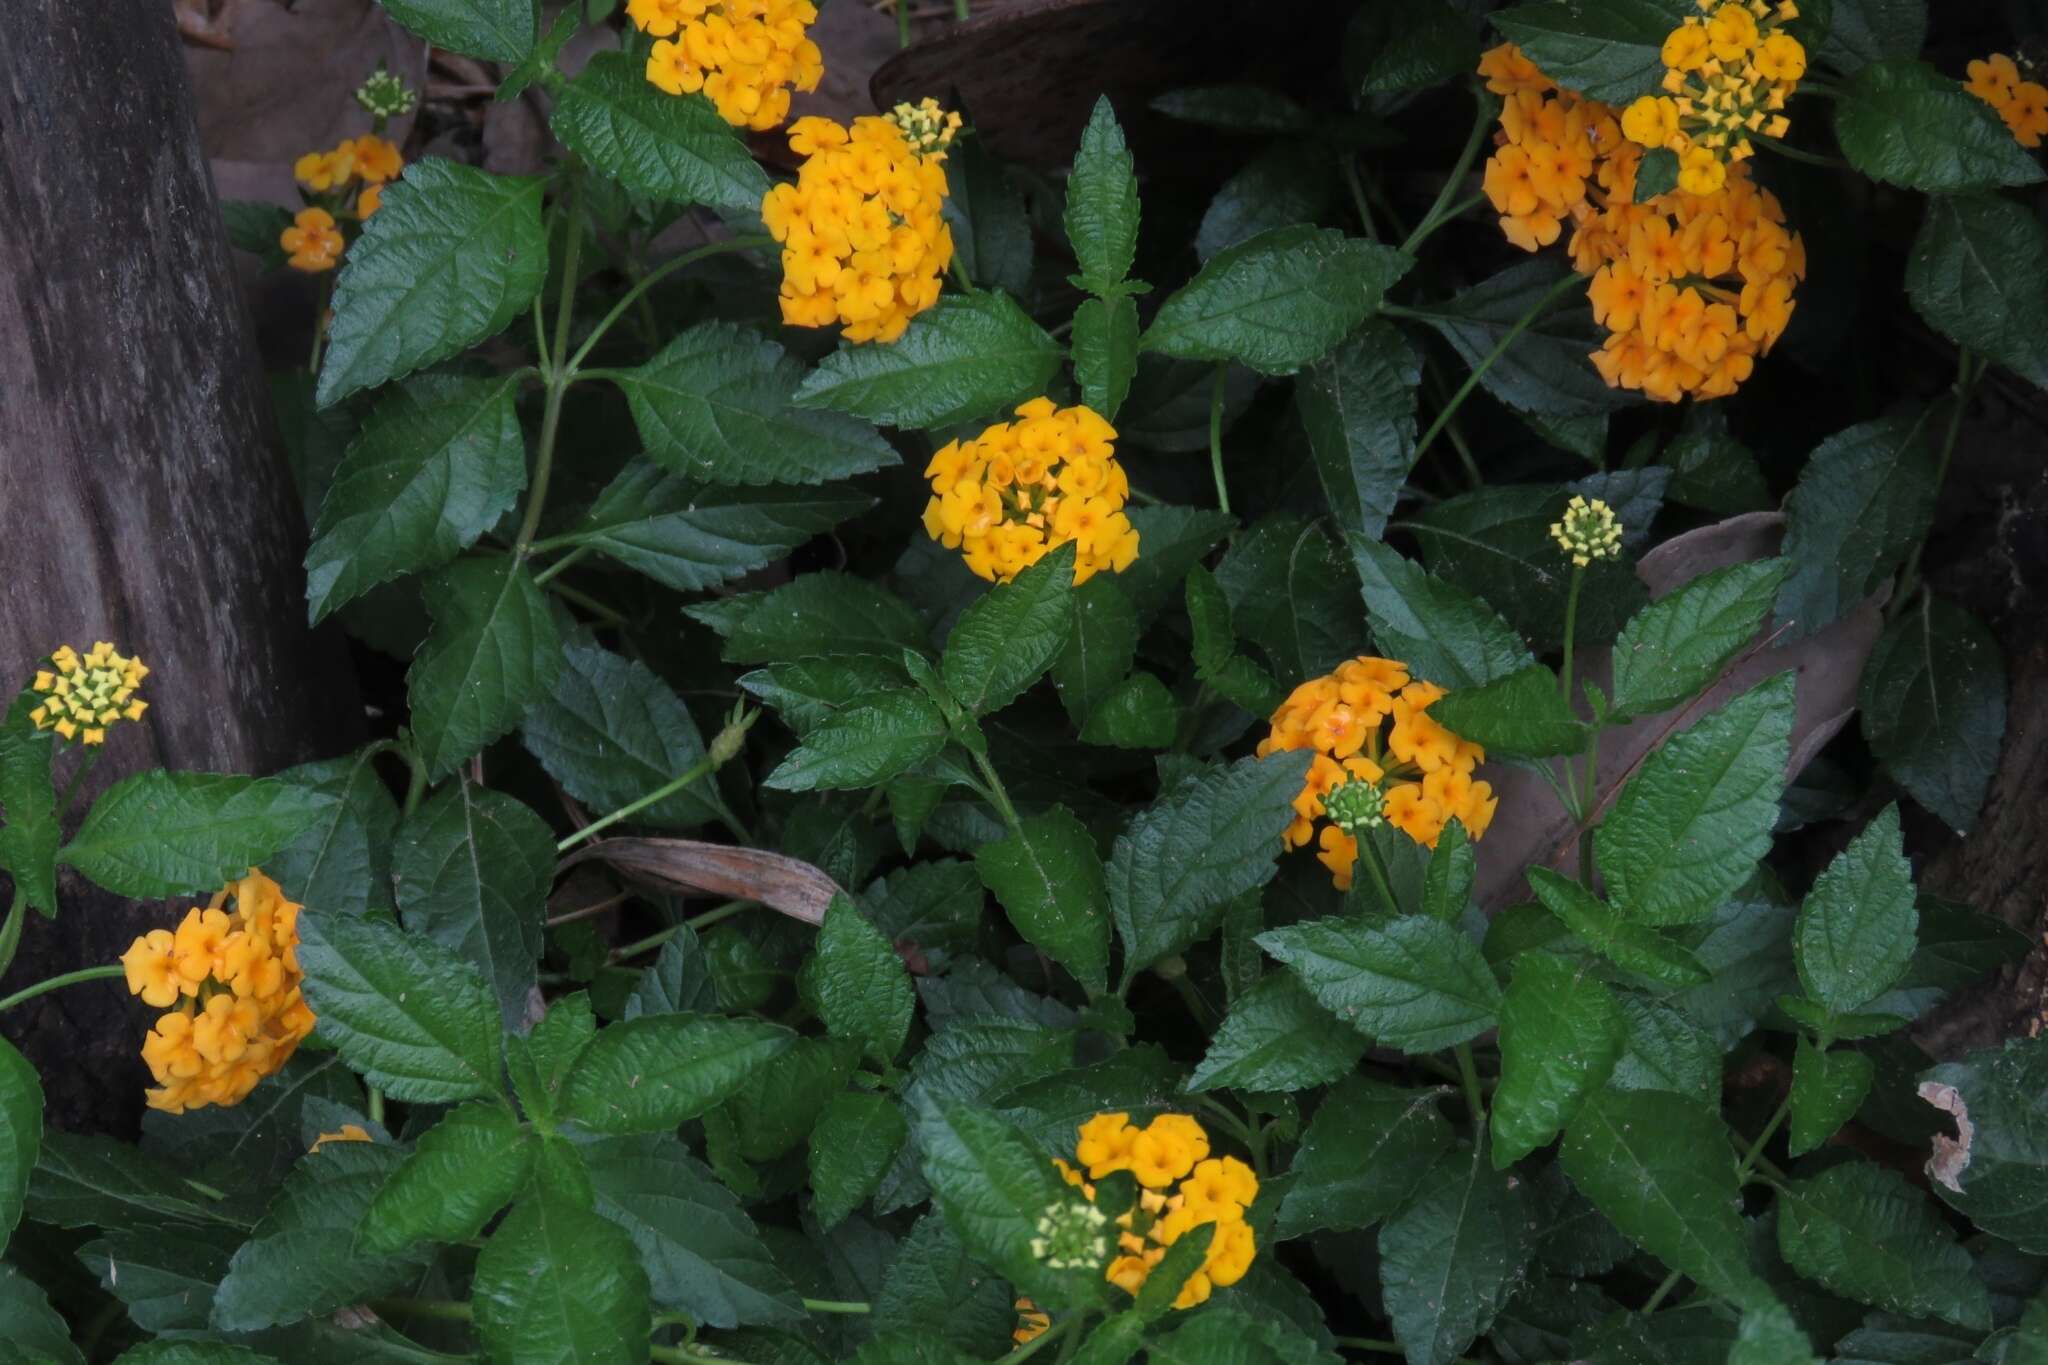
[559,838,843,926]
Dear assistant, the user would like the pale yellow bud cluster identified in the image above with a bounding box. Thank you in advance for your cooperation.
[29,642,148,745]
[1549,495,1624,566]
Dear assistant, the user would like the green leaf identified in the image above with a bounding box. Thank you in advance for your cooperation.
[742,657,912,737]
[1428,664,1588,758]
[393,781,551,1031]
[689,572,928,664]
[114,1343,281,1365]
[1632,145,1681,201]
[1117,504,1237,619]
[0,1264,84,1365]
[28,1133,233,1230]
[1186,566,1236,676]
[794,292,1064,430]
[61,772,333,899]
[800,896,914,1066]
[1079,672,1178,748]
[944,137,1031,297]
[1789,1037,1875,1157]
[212,1144,429,1330]
[1150,85,1317,134]
[1415,261,1631,419]
[1835,59,2044,194]
[1490,0,1696,104]
[1142,225,1410,375]
[559,1014,794,1134]
[408,556,563,781]
[1661,408,1770,516]
[295,910,504,1103]
[221,198,291,269]
[1109,752,1314,986]
[1920,1033,2048,1253]
[562,461,872,592]
[1348,536,1534,690]
[508,993,597,1124]
[763,688,948,792]
[942,542,1077,715]
[268,748,402,918]
[616,321,899,485]
[1072,296,1140,422]
[521,642,726,831]
[992,1046,1184,1153]
[1609,559,1789,720]
[1215,516,1369,680]
[1493,953,1627,1167]
[375,0,534,60]
[1905,193,2048,390]
[1778,1162,1991,1329]
[1258,914,1503,1054]
[303,373,524,622]
[0,1037,40,1251]
[358,1101,534,1254]
[0,694,58,915]
[78,1221,240,1332]
[1196,141,1336,265]
[810,1091,908,1231]
[1050,577,1138,726]
[1818,0,1925,71]
[1612,995,1720,1104]
[914,1100,1083,1304]
[1777,414,1938,637]
[1380,1136,1532,1365]
[1861,593,2007,835]
[583,1134,804,1327]
[1559,1087,1771,1310]
[1186,971,1366,1093]
[1731,1303,1819,1365]
[1151,1308,1343,1365]
[1346,0,1480,95]
[623,930,719,1018]
[1273,1077,1450,1240]
[1296,319,1420,541]
[974,806,1111,996]
[318,159,547,405]
[1526,868,1710,988]
[1793,805,1918,1017]
[871,1213,1018,1355]
[1423,821,1476,924]
[1594,671,1796,925]
[473,1192,652,1365]
[1064,96,1141,296]
[549,52,767,209]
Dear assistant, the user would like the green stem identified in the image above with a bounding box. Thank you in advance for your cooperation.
[0,891,25,984]
[948,253,976,294]
[515,171,586,556]
[0,964,124,1013]
[1004,1317,1077,1362]
[369,1297,474,1323]
[1751,132,1850,169]
[559,753,718,852]
[652,1348,759,1365]
[1400,87,1494,256]
[1892,349,1979,615]
[400,736,429,818]
[952,0,968,17]
[803,1299,871,1315]
[968,746,1024,834]
[308,274,333,375]
[1453,1043,1486,1123]
[1577,734,1601,886]
[532,545,591,586]
[565,235,773,374]
[531,293,551,372]
[1206,362,1231,516]
[1353,830,1401,917]
[56,746,103,815]
[895,0,910,46]
[1559,563,1586,708]
[1735,1096,1791,1183]
[544,578,630,627]
[1413,270,1580,464]
[367,1086,386,1128]
[1340,154,1376,240]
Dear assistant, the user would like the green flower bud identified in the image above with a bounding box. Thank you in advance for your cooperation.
[1325,779,1385,835]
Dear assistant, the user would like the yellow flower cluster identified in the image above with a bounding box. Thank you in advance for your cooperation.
[1550,495,1623,567]
[1057,1113,1258,1311]
[627,0,824,131]
[922,398,1140,585]
[1619,0,1805,195]
[762,111,956,343]
[29,642,148,745]
[1258,656,1496,889]
[1480,43,1805,402]
[122,870,315,1115]
[282,134,404,272]
[1012,1299,1050,1346]
[1966,54,2048,149]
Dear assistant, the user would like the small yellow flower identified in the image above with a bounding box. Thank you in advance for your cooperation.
[281,207,344,273]
[311,1124,372,1153]
[1966,52,2048,148]
[28,641,148,745]
[1549,494,1624,567]
[1011,1299,1050,1346]
[1676,144,1728,195]
[627,0,823,131]
[885,97,964,160]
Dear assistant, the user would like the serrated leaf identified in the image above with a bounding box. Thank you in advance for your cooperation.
[1905,193,2048,390]
[550,52,767,209]
[1661,408,1769,516]
[1423,821,1476,924]
[1142,225,1409,375]
[78,1221,241,1332]
[1296,318,1420,541]
[1919,1033,2048,1254]
[1197,140,1336,264]
[559,1014,794,1134]
[1274,1077,1450,1240]
[508,993,597,1123]
[1793,804,1918,1019]
[1611,995,1720,1104]
[392,781,551,1031]
[1835,58,2044,193]
[1116,504,1237,619]
[375,0,534,60]
[267,748,402,919]
[974,806,1110,996]
[1380,1137,1532,1365]
[1349,535,1534,690]
[1861,593,2007,835]
[317,159,547,405]
[871,1213,1018,1355]
[1151,85,1317,133]
[915,1100,1087,1305]
[1416,260,1632,420]
[303,373,525,622]
[1051,577,1139,726]
[1777,414,1938,637]
[690,572,928,664]
[944,136,1031,297]
[616,321,899,485]
[811,1092,909,1231]
[473,1191,651,1364]
[358,1102,533,1254]
[1778,1162,1991,1329]
[1346,0,1480,95]
[61,772,334,899]
[1215,516,1369,680]
[28,1133,233,1231]
[1490,0,1695,103]
[1428,663,1588,758]
[1594,671,1796,925]
[794,292,1064,430]
[1526,867,1711,987]
[1609,559,1789,720]
[0,1037,40,1252]
[1079,672,1177,748]
[1789,1037,1875,1157]
[295,910,504,1104]
[763,688,948,792]
[408,555,563,781]
[1064,96,1140,296]
[1186,972,1366,1093]
[1109,752,1314,987]
[0,1265,84,1365]
[800,896,914,1065]
[1258,914,1502,1053]
[942,542,1077,714]
[1493,953,1627,1167]
[742,657,911,737]
[1151,1307,1344,1365]
[221,198,291,270]
[1071,295,1140,422]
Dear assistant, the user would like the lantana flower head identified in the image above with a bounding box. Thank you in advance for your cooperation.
[1258,655,1496,888]
[29,642,148,745]
[628,0,824,131]
[1966,53,2048,148]
[1550,495,1624,566]
[1618,0,1804,191]
[282,208,345,273]
[922,398,1140,585]
[281,134,405,271]
[355,68,419,121]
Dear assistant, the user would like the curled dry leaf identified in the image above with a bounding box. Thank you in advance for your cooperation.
[1918,1079,1974,1193]
[559,837,843,926]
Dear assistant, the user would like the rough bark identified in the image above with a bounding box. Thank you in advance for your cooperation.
[0,0,361,1134]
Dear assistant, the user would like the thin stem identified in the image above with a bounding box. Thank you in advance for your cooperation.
[1354,831,1401,917]
[546,891,629,928]
[949,253,976,294]
[1453,1043,1486,1123]
[1559,564,1586,707]
[1340,154,1376,240]
[532,545,591,586]
[968,746,1024,834]
[371,1297,473,1323]
[1401,87,1495,256]
[558,752,718,852]
[1401,192,1487,253]
[0,964,124,1013]
[1414,270,1580,464]
[0,891,25,984]
[565,235,773,374]
[895,0,910,47]
[400,737,429,818]
[1735,1096,1791,1183]
[531,293,551,371]
[952,0,968,17]
[609,902,753,962]
[56,747,103,815]
[1893,349,1979,614]
[1577,735,1601,886]
[545,578,630,627]
[1003,1317,1076,1362]
[1206,362,1231,516]
[308,274,333,375]
[1640,1268,1686,1315]
[515,169,586,555]
[367,1085,386,1128]
[652,1348,759,1365]
[803,1299,871,1315]
[1752,132,1850,169]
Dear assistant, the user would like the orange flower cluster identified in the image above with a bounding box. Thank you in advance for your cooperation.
[922,398,1140,585]
[1480,43,1805,401]
[1258,656,1496,889]
[281,134,404,271]
[762,110,957,342]
[1058,1113,1258,1311]
[1966,53,2048,148]
[121,870,315,1115]
[626,0,824,131]
[1620,0,1805,195]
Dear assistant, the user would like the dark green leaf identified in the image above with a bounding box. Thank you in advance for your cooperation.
[975,806,1110,996]
[1609,559,1789,720]
[794,292,1064,430]
[1777,414,1938,637]
[1778,1162,1991,1329]
[1835,59,2044,193]
[0,1264,84,1365]
[1429,664,1588,758]
[1051,577,1139,726]
[943,543,1078,714]
[943,137,1031,296]
[1380,1137,1532,1365]
[550,52,767,209]
[1349,536,1534,690]
[1346,0,1481,95]
[1274,1077,1450,1240]
[688,572,928,664]
[1634,146,1681,201]
[1196,142,1336,263]
[742,657,911,737]
[915,1101,1087,1305]
[763,688,949,792]
[1860,593,2007,834]
[1423,821,1476,924]
[375,0,534,61]
[1730,1303,1819,1365]
[810,1092,908,1231]
[1150,1308,1344,1365]
[905,1018,1074,1112]
[1920,1032,2048,1253]
[1491,0,1697,104]
[268,748,402,918]
[801,896,914,1065]
[1117,504,1237,620]
[1661,409,1770,516]
[1526,867,1711,987]
[358,1101,533,1254]
[1493,953,1627,1167]
[1079,673,1177,748]
[508,993,597,1123]
[473,1192,651,1364]
[1064,96,1141,296]
[1905,194,2048,390]
[1259,914,1502,1053]
[718,1034,858,1163]
[1186,972,1365,1093]
[1793,804,1918,1017]
[1072,296,1141,422]
[28,1133,232,1230]
[871,1213,1019,1356]
[1818,0,1926,70]
[408,556,563,781]
[1216,516,1369,680]
[221,199,291,270]
[0,1037,39,1251]
[78,1221,240,1332]
[522,642,726,831]
[993,1047,1184,1156]
[1611,995,1720,1105]
[61,772,333,899]
[1296,319,1420,541]
[1414,259,1632,417]
[559,1014,794,1134]
[1789,1037,1875,1157]
[0,694,58,915]
[1151,84,1318,133]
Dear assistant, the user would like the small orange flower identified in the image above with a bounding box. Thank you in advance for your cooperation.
[280,208,344,273]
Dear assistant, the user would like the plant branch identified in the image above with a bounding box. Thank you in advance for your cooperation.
[565,235,773,374]
[1207,362,1231,516]
[0,964,125,1014]
[1413,270,1581,464]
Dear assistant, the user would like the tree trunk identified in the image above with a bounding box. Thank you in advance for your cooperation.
[0,0,362,1134]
